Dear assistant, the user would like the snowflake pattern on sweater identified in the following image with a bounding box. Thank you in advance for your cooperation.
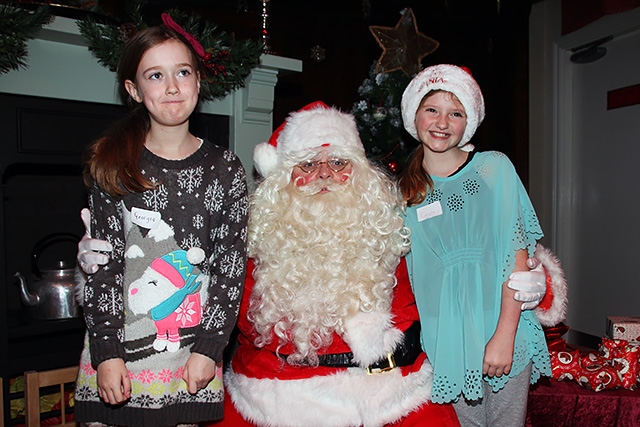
[75,140,248,427]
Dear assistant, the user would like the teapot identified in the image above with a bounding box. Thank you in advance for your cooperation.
[15,233,82,320]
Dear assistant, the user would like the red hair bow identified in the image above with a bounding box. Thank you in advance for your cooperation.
[161,13,205,58]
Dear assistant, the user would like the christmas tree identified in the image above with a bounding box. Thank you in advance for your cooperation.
[351,8,438,175]
[350,62,416,175]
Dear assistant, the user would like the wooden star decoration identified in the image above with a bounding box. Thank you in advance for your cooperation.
[369,8,439,76]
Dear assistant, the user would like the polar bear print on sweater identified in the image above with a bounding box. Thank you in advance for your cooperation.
[128,247,209,353]
[121,203,210,354]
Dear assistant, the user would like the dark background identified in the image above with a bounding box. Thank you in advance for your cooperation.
[101,0,536,180]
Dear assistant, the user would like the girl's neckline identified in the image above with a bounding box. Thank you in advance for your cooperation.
[143,138,206,166]
[448,150,476,177]
[429,150,477,182]
[174,137,204,161]
[144,137,204,161]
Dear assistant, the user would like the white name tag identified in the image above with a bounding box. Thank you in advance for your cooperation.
[416,201,443,222]
[131,207,160,229]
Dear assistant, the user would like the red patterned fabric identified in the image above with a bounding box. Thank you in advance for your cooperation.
[549,338,639,392]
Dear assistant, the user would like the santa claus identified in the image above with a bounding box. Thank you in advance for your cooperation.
[77,101,566,427]
[216,101,458,426]
[214,101,565,427]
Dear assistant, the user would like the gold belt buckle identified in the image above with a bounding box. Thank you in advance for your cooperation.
[366,352,397,375]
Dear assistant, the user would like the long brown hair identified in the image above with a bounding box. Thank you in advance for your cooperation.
[398,144,433,207]
[398,91,441,207]
[83,25,203,197]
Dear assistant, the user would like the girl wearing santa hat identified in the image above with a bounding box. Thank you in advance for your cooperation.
[399,64,562,426]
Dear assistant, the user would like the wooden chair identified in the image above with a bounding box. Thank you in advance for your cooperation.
[24,366,78,427]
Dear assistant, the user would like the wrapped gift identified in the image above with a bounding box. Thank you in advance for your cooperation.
[550,350,582,380]
[577,362,622,392]
[599,337,640,390]
[550,337,640,391]
[606,316,640,343]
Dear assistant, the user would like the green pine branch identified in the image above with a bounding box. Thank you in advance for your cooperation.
[0,3,52,75]
[77,6,263,102]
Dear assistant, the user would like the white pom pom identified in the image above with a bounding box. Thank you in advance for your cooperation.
[253,141,278,177]
[187,247,205,265]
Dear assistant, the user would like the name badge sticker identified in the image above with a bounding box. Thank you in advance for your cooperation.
[416,201,443,222]
[131,207,161,229]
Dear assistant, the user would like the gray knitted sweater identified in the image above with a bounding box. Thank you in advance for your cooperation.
[75,140,248,426]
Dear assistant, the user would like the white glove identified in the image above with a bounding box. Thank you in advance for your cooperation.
[507,257,546,310]
[78,208,112,274]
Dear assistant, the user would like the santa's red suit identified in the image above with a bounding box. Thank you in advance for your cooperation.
[211,258,459,427]
[205,101,567,427]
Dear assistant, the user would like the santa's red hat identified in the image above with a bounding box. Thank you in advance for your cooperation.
[253,101,364,177]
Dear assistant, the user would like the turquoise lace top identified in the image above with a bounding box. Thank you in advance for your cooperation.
[405,151,551,404]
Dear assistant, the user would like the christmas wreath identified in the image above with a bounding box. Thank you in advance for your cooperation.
[0,3,52,75]
[77,6,263,102]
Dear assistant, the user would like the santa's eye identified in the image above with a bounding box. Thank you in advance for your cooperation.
[148,280,158,286]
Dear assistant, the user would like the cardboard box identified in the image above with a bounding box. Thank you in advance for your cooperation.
[606,316,640,343]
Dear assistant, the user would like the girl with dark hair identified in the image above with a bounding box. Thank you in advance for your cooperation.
[75,16,248,427]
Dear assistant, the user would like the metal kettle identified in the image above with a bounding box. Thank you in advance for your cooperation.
[15,233,82,320]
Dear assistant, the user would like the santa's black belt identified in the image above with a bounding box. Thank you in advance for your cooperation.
[278,321,423,374]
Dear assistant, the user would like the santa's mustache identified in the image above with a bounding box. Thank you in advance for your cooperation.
[295,179,348,196]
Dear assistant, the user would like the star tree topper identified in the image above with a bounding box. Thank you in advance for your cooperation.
[369,8,439,76]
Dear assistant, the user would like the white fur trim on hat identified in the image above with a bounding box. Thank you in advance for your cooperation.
[401,64,485,147]
[253,101,365,177]
[253,141,279,178]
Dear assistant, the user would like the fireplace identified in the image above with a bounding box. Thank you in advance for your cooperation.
[0,15,301,425]
[0,93,230,317]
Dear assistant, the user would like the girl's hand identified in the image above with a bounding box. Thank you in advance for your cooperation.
[96,358,131,405]
[483,333,514,378]
[183,352,217,395]
[486,249,526,377]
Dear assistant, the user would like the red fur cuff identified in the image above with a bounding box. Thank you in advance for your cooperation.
[534,244,568,327]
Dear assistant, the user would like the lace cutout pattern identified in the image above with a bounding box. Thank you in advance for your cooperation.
[432,368,483,403]
[447,194,464,212]
[462,179,480,195]
[425,188,443,204]
[487,315,551,392]
[475,152,505,178]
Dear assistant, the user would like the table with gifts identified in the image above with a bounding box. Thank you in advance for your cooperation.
[526,333,640,426]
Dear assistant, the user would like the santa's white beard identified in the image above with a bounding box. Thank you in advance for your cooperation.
[247,176,405,365]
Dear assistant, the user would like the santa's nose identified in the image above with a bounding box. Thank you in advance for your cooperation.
[317,162,332,179]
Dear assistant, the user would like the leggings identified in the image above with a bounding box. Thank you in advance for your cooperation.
[452,363,532,427]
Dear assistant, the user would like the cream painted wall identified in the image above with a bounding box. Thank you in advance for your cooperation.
[529,1,640,336]
[0,16,302,186]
